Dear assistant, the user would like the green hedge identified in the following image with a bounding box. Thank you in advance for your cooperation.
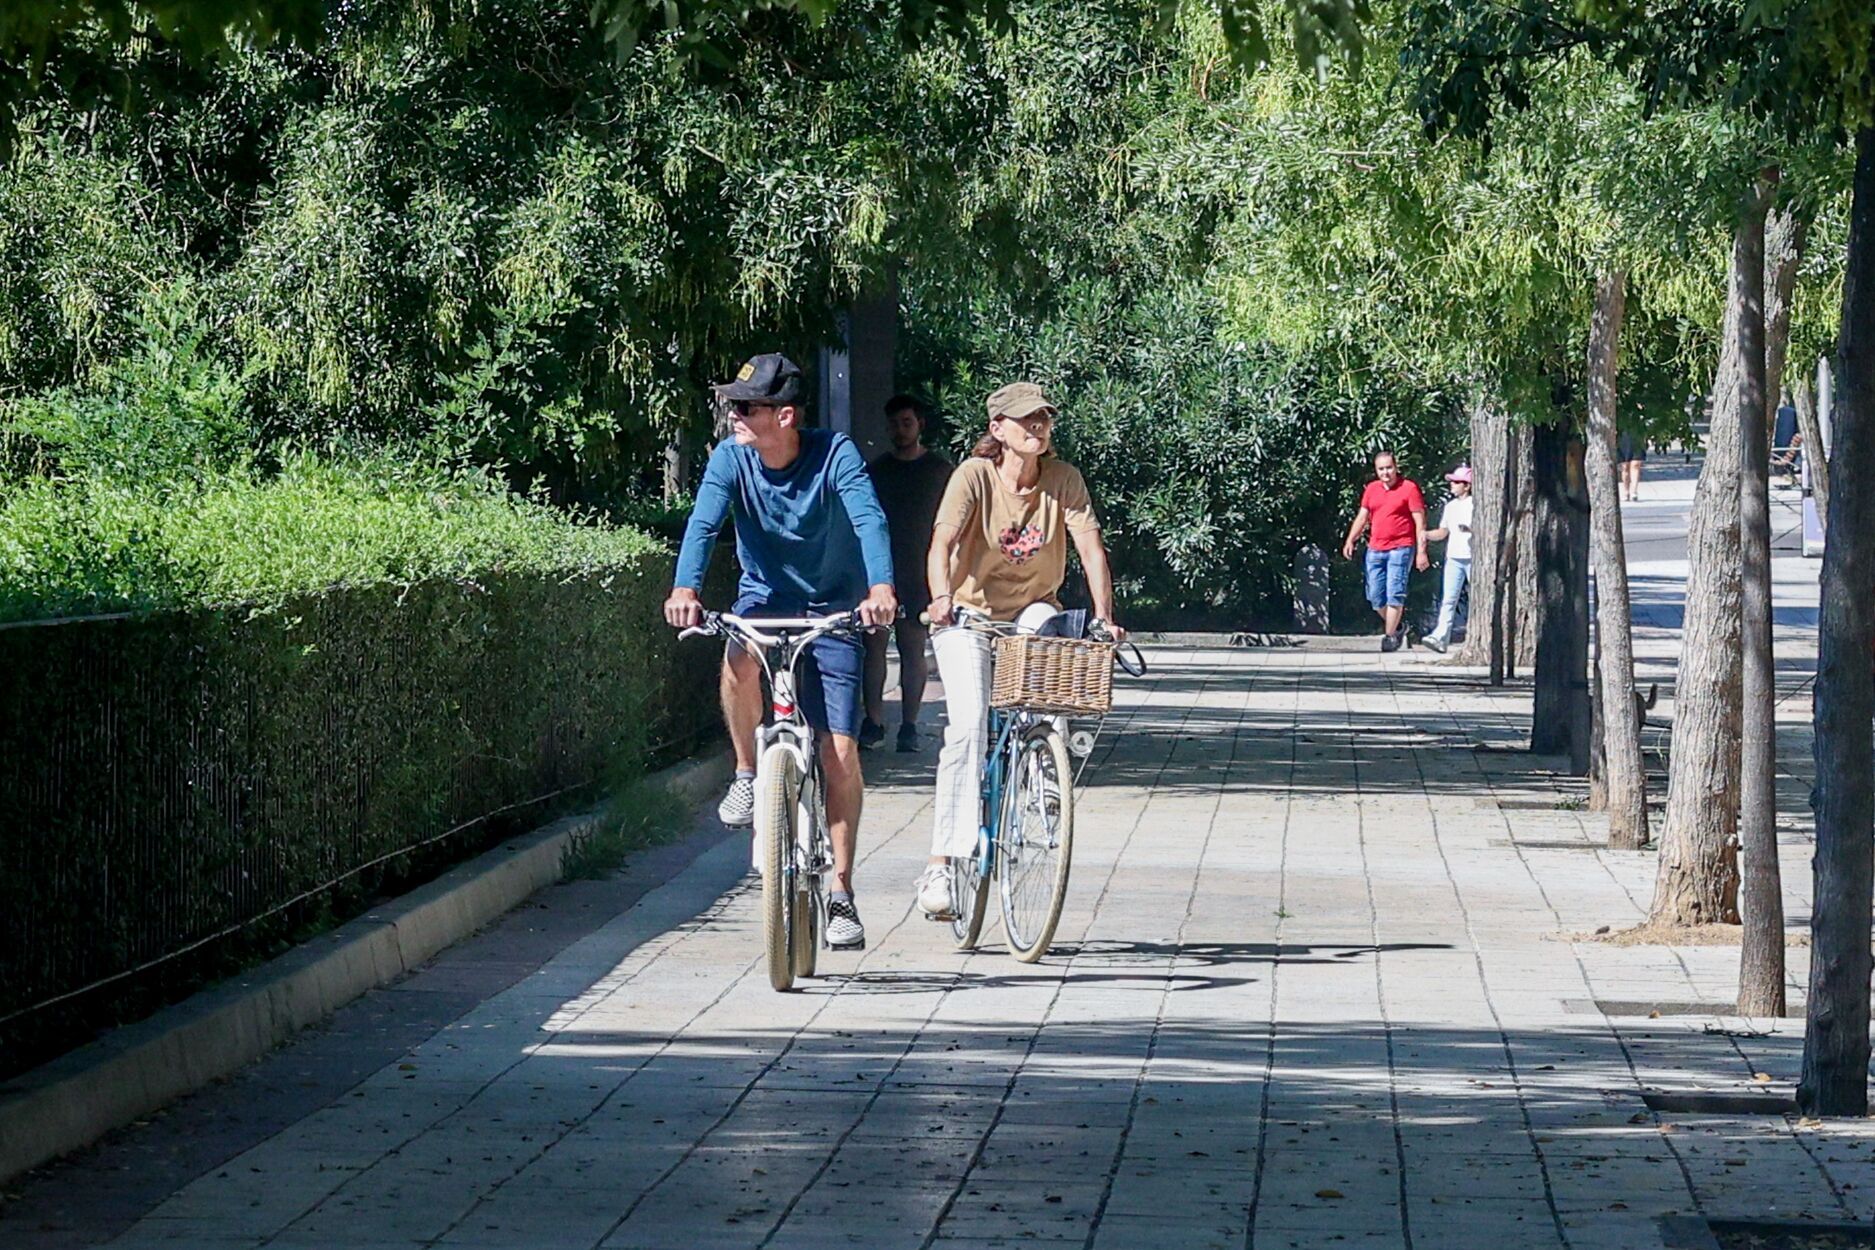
[0,559,721,1076]
[0,456,664,623]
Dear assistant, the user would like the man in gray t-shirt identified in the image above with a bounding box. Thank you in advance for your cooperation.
[862,395,953,751]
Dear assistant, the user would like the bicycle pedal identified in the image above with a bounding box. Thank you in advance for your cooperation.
[828,938,866,951]
[922,909,959,923]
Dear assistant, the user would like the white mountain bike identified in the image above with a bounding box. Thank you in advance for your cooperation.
[677,609,868,992]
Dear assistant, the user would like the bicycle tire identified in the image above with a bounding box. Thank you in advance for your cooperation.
[999,725,1074,962]
[757,753,802,991]
[791,885,818,979]
[949,854,991,951]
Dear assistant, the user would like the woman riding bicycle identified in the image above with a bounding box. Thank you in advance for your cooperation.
[917,381,1126,920]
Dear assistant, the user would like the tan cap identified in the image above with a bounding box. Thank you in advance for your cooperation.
[986,381,1057,422]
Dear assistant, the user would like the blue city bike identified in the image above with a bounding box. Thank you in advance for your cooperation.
[937,613,1146,962]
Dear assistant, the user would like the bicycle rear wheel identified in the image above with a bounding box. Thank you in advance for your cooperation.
[756,753,802,991]
[791,885,818,979]
[998,726,1073,962]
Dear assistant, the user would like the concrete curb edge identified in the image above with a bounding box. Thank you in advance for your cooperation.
[0,748,733,1184]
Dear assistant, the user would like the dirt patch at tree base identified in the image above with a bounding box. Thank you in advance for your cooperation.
[1556,922,1810,947]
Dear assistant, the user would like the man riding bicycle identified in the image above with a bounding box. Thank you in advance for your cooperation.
[663,353,897,950]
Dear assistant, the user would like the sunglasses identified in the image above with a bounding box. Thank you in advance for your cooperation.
[729,400,778,418]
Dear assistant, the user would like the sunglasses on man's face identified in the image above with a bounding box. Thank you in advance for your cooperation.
[730,401,778,418]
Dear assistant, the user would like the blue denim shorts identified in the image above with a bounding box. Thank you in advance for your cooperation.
[1363,545,1413,609]
[730,595,865,740]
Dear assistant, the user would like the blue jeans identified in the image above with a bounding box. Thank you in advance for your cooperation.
[1363,545,1413,610]
[1429,557,1470,641]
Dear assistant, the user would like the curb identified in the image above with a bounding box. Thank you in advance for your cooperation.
[0,749,732,1185]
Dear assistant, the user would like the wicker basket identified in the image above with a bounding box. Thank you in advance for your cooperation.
[989,634,1116,715]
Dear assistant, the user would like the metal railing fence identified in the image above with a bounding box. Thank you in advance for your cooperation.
[0,564,719,1071]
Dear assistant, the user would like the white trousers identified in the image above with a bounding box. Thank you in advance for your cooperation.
[930,603,1058,857]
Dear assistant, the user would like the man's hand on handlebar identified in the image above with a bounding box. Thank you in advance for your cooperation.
[664,586,704,630]
[1094,619,1129,643]
[858,583,899,629]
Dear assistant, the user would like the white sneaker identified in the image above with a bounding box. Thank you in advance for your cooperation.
[717,776,754,827]
[916,864,955,919]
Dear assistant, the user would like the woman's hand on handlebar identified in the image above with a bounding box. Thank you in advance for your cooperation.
[664,587,704,630]
[924,593,954,627]
[1092,618,1128,643]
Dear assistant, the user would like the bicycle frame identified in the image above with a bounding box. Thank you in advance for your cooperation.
[974,707,1037,879]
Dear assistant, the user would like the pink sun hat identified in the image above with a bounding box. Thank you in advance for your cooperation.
[1445,465,1473,484]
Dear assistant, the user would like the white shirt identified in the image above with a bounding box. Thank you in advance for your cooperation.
[1439,496,1474,561]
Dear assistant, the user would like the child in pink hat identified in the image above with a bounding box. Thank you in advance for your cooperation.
[1422,465,1473,653]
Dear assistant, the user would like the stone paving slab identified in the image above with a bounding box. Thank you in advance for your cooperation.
[7,472,1873,1249]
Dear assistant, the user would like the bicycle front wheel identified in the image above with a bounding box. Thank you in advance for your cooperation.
[756,753,802,991]
[950,853,991,951]
[998,726,1074,962]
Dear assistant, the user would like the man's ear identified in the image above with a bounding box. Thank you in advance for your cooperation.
[776,403,802,430]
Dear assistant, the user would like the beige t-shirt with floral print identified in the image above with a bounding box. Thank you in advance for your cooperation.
[935,457,1100,621]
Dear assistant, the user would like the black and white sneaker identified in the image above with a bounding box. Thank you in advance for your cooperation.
[717,776,755,827]
[826,896,866,950]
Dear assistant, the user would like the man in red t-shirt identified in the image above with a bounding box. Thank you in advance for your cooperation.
[1340,450,1429,652]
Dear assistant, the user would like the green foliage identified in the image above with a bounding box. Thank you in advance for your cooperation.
[4,285,254,485]
[906,276,1462,623]
[0,456,662,623]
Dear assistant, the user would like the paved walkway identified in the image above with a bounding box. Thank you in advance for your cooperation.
[6,467,1870,1250]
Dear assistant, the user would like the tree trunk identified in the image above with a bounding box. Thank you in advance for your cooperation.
[1505,431,1539,678]
[1738,171,1785,1017]
[1764,207,1803,423]
[1459,393,1512,679]
[1650,194,1760,928]
[1585,271,1648,848]
[1799,126,1875,1118]
[1589,586,1608,809]
[1795,375,1830,535]
[1531,419,1591,773]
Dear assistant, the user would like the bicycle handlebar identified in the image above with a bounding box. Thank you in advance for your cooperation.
[917,610,1148,678]
[677,609,871,649]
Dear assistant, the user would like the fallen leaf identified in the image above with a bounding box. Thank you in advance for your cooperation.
[1316,1189,1344,1200]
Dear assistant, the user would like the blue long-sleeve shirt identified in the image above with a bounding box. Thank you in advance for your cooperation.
[674,430,895,611]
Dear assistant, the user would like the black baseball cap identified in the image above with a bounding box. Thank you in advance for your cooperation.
[714,353,806,404]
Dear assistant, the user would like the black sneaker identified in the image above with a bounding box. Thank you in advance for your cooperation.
[826,896,866,949]
[1380,632,1401,653]
[858,719,886,749]
[896,724,919,752]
